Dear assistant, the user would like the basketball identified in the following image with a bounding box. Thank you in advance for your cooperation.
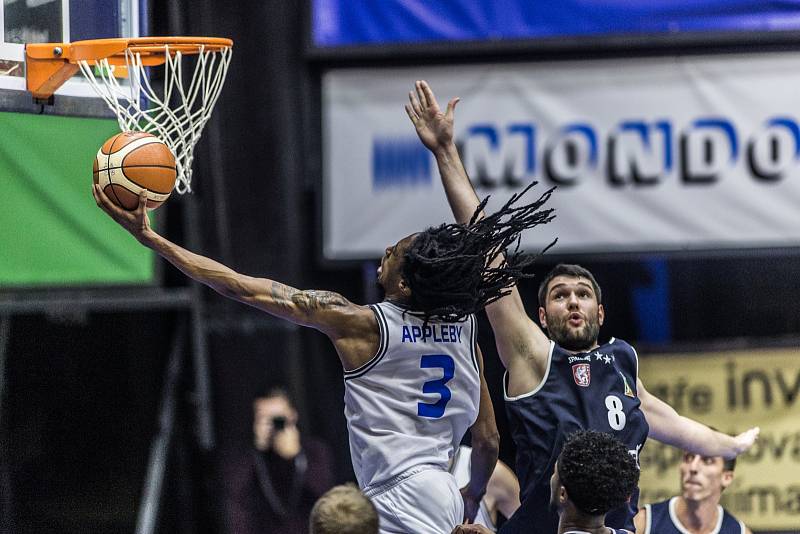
[93,131,177,210]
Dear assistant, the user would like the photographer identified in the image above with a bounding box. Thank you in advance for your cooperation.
[223,387,334,534]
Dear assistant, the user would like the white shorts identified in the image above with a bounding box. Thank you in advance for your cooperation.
[364,465,463,534]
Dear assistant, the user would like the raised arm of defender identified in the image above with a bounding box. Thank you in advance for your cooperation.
[92,185,378,370]
[406,80,551,394]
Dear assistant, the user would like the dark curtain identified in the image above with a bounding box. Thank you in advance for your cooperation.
[149,1,360,531]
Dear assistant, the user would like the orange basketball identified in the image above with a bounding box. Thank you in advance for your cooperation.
[93,131,177,210]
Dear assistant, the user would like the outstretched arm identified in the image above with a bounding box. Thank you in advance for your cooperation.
[92,186,376,367]
[452,525,494,534]
[462,344,500,522]
[638,378,759,458]
[406,80,551,393]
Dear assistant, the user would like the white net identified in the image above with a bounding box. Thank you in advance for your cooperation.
[78,44,232,194]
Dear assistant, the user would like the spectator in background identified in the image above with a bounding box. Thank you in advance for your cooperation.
[634,448,751,534]
[222,387,335,534]
[309,483,379,534]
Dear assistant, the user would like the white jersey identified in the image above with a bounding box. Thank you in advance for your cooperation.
[451,445,497,532]
[344,301,480,490]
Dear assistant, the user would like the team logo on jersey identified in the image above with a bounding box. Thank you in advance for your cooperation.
[572,364,591,387]
[619,371,635,397]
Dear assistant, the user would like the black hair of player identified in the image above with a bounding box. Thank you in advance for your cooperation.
[558,430,639,515]
[402,182,556,322]
[537,264,602,307]
[722,456,736,472]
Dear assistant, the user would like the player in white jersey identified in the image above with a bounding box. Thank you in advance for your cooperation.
[450,445,521,532]
[348,302,483,532]
[93,173,555,532]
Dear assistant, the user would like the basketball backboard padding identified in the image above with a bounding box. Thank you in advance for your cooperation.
[0,0,144,115]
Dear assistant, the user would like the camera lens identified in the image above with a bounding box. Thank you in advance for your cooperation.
[272,416,287,430]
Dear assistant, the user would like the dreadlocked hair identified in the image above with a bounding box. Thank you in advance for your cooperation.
[401,182,557,323]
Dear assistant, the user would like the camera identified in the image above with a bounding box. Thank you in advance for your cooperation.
[271,416,287,431]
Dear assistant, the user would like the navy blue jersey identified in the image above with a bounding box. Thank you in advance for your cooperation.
[645,498,746,534]
[500,338,649,534]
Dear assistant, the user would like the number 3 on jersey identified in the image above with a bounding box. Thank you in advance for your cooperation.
[605,394,627,430]
[418,354,454,418]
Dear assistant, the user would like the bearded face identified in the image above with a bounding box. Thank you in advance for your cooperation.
[540,276,603,352]
[545,304,601,351]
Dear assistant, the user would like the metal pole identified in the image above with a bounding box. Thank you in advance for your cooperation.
[189,296,214,451]
[0,315,9,429]
[135,320,187,534]
[0,315,13,534]
[184,193,215,452]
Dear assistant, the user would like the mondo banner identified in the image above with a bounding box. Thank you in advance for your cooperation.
[323,52,800,260]
[638,347,800,532]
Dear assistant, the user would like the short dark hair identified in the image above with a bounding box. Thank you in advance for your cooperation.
[403,183,556,322]
[253,386,292,404]
[696,428,737,471]
[722,457,736,471]
[682,451,736,472]
[722,456,736,471]
[537,264,602,306]
[558,430,639,516]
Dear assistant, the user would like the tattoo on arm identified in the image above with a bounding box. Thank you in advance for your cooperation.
[270,282,295,311]
[291,290,349,312]
[268,282,348,314]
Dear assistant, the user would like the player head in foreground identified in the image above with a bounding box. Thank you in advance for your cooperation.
[454,430,639,534]
[309,483,379,534]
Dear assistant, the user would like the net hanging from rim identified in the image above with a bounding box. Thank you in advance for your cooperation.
[76,40,233,194]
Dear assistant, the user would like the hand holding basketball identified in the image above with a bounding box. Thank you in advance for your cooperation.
[92,184,153,243]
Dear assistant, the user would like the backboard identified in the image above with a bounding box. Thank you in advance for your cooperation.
[0,0,145,117]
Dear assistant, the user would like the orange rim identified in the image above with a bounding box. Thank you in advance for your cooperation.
[26,36,233,99]
[69,37,233,62]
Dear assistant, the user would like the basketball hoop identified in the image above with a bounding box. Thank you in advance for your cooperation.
[26,37,234,193]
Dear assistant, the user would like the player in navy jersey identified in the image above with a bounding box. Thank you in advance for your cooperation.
[407,80,760,534]
[635,450,751,534]
[93,174,554,532]
[453,430,639,534]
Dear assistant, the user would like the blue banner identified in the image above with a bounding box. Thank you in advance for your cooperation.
[313,0,800,47]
